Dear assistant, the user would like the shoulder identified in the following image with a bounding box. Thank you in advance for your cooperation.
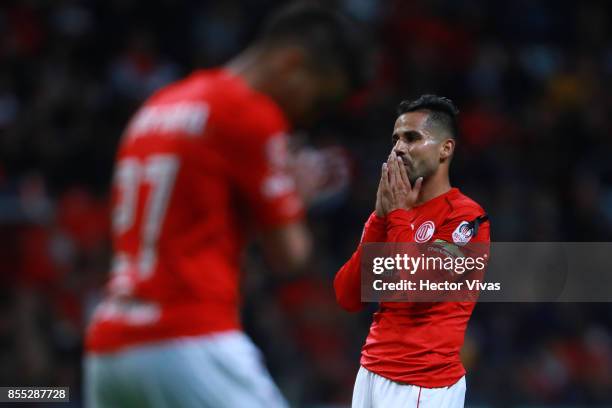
[156,69,286,127]
[445,189,486,220]
[207,69,288,137]
[436,189,490,243]
[235,92,288,140]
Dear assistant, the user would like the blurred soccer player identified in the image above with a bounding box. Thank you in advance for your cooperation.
[334,95,490,407]
[84,3,369,407]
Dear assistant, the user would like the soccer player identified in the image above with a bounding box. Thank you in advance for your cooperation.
[334,95,490,407]
[84,4,369,407]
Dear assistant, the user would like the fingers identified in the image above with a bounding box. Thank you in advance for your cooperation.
[381,150,423,212]
[375,163,385,216]
[387,152,398,187]
[381,162,389,192]
[396,155,410,189]
[413,176,424,196]
[376,162,384,199]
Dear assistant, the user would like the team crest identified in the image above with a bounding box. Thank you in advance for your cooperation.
[452,221,473,246]
[414,221,435,243]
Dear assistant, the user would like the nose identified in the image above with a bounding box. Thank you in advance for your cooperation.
[393,139,408,157]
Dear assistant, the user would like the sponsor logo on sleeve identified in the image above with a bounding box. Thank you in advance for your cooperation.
[262,174,295,198]
[452,221,474,246]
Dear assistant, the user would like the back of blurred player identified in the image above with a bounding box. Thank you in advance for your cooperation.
[84,3,369,407]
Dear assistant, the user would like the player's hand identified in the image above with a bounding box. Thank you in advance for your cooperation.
[384,151,422,212]
[377,159,396,216]
[375,163,388,217]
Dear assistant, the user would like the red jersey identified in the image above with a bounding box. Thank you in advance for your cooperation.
[334,188,490,387]
[86,69,304,353]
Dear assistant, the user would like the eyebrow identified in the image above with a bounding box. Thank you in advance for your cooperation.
[392,130,423,141]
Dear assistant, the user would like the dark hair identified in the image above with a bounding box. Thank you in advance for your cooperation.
[397,94,459,139]
[257,2,372,90]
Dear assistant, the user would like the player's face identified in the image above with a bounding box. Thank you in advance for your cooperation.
[391,111,443,184]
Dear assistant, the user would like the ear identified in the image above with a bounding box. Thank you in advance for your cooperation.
[271,46,314,95]
[274,46,307,74]
[440,138,455,161]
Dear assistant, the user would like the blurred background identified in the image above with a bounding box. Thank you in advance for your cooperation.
[1,0,612,406]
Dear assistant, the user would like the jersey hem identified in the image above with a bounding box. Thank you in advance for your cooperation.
[359,362,466,389]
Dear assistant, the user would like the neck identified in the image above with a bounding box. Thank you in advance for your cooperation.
[415,169,451,206]
[225,47,276,100]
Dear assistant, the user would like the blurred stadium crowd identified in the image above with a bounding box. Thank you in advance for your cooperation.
[1,0,612,406]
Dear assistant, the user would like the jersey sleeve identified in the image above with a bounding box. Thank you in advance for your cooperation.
[435,205,490,244]
[230,105,305,229]
[334,213,386,312]
[386,208,415,242]
[429,206,491,292]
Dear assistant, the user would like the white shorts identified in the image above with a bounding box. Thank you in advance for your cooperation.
[352,366,466,408]
[84,330,288,408]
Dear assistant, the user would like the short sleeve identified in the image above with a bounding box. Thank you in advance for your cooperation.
[228,100,304,229]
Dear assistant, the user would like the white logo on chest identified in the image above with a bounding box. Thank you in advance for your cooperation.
[414,221,435,243]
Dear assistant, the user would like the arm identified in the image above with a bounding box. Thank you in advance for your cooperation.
[386,208,416,242]
[230,119,312,277]
[334,152,421,310]
[334,212,386,312]
[259,222,312,276]
[334,156,400,311]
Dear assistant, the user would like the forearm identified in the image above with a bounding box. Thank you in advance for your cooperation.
[386,209,414,242]
[334,213,386,312]
[334,248,365,312]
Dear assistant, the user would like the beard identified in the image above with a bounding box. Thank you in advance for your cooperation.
[406,164,433,185]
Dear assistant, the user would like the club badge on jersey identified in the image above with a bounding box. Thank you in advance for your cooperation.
[452,215,489,246]
[414,221,435,243]
[452,221,474,246]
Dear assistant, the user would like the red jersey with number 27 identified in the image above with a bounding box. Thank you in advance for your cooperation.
[334,188,490,388]
[86,69,304,353]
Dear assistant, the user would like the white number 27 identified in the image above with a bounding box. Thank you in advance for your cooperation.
[112,154,179,281]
